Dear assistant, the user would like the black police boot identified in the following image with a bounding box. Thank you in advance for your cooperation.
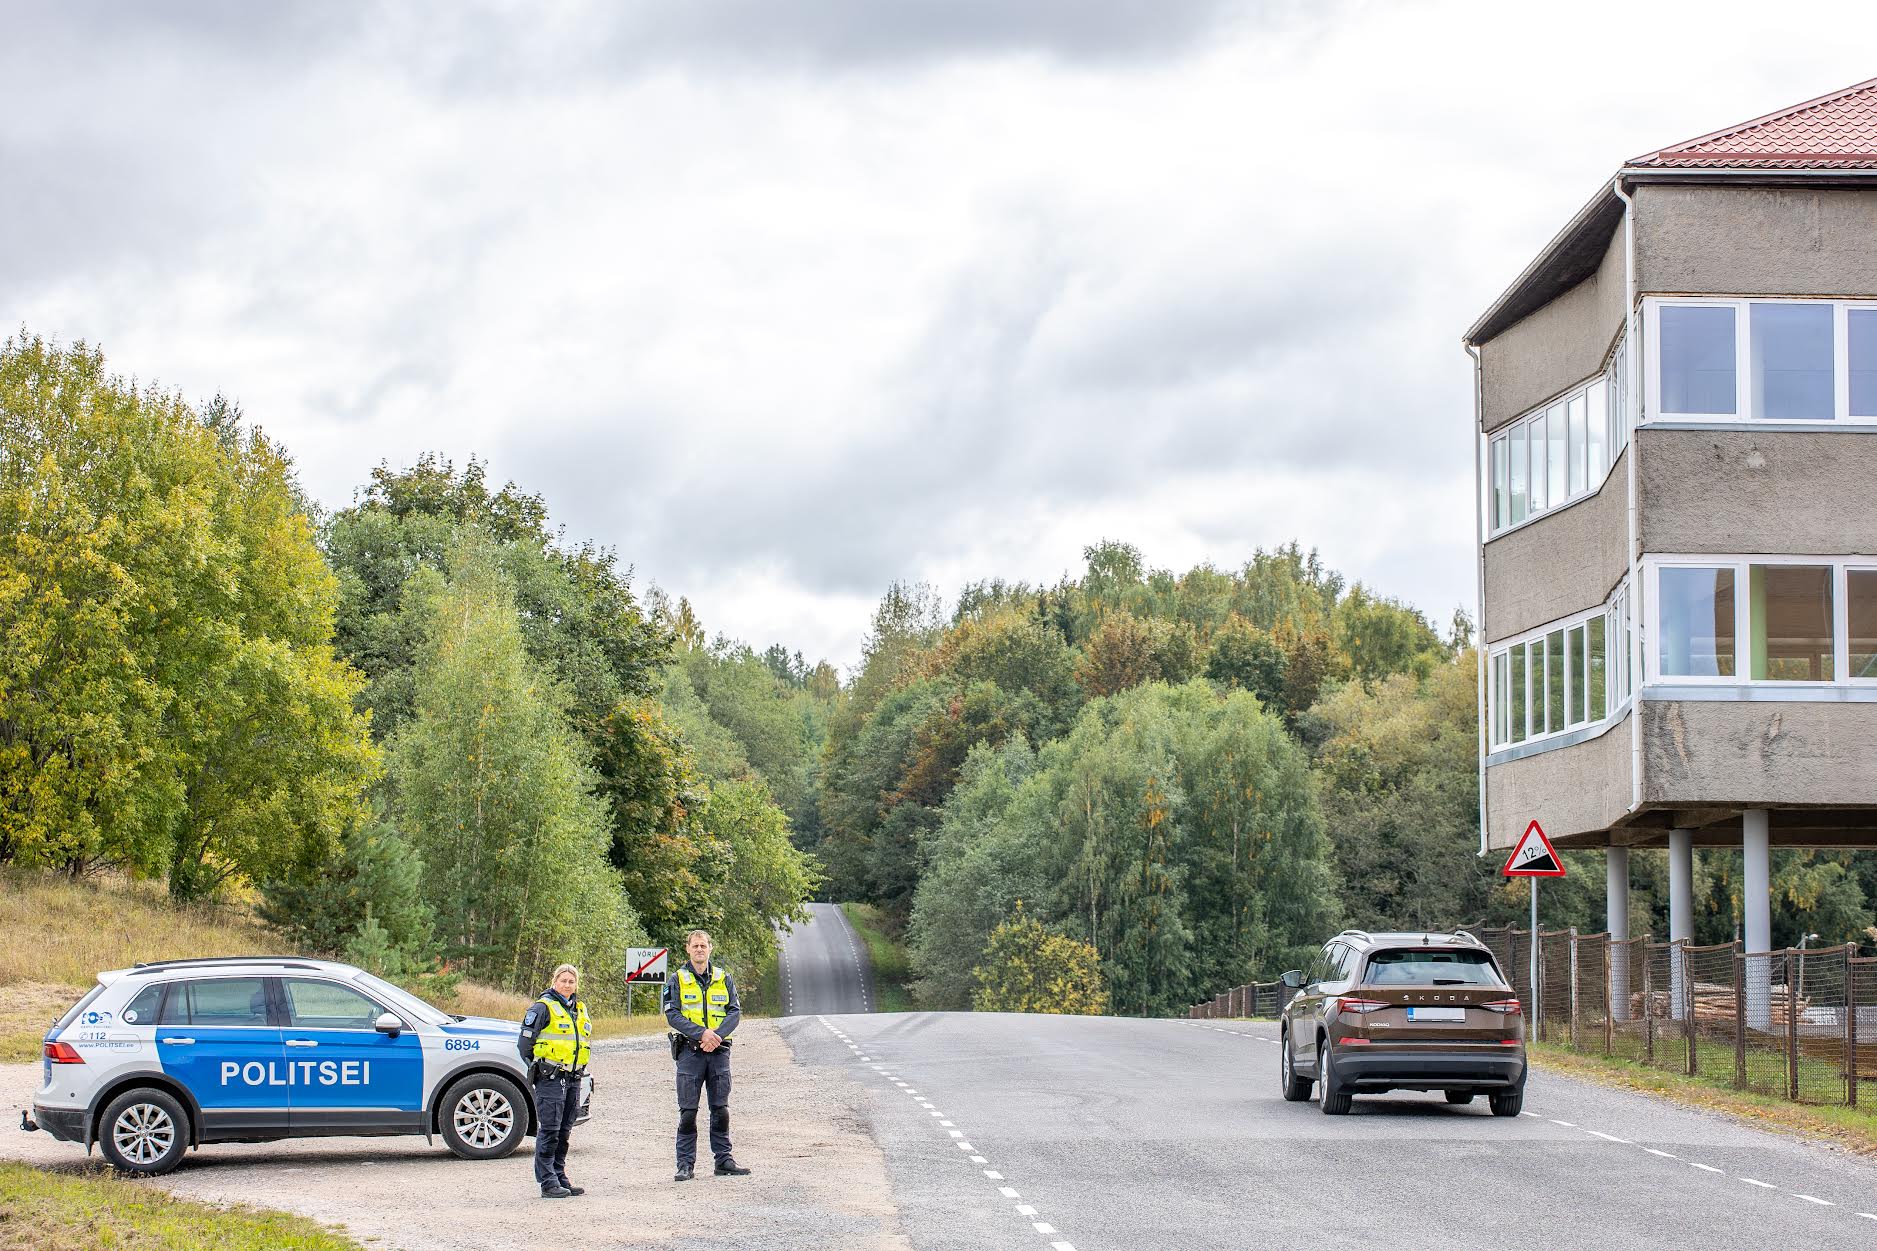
[558,1179,586,1196]
[674,1163,695,1182]
[714,1157,751,1176]
[541,1184,572,1199]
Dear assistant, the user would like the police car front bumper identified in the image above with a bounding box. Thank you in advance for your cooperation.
[29,1102,85,1144]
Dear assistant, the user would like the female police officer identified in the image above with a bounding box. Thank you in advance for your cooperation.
[518,962,591,1198]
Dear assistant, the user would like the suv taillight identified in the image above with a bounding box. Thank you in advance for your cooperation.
[1335,997,1387,1014]
[1480,999,1523,1015]
[43,1041,84,1064]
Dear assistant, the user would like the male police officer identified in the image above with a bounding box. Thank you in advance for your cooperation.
[663,929,750,1181]
[519,963,591,1198]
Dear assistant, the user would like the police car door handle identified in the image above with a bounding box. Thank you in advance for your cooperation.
[161,1037,196,1045]
[284,1039,318,1047]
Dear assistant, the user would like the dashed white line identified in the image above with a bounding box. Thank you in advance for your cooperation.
[1741,1178,1778,1190]
[1795,1194,1834,1206]
[1690,1163,1724,1173]
[999,1187,1019,1199]
[1585,1131,1633,1144]
[1017,1204,1037,1216]
[1644,1149,1678,1159]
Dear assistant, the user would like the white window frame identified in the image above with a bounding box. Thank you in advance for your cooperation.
[1644,296,1877,426]
[1643,554,1877,688]
[1486,578,1633,751]
[1484,356,1625,539]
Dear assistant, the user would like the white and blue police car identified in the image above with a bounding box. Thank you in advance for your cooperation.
[27,955,589,1175]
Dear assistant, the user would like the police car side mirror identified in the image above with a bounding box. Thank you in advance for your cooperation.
[1279,970,1304,990]
[374,1012,404,1037]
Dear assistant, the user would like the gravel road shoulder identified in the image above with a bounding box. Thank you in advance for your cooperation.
[1,1021,909,1251]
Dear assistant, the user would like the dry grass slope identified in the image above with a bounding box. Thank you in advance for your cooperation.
[0,869,665,1059]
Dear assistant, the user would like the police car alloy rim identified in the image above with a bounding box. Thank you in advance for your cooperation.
[113,1102,175,1166]
[454,1087,515,1148]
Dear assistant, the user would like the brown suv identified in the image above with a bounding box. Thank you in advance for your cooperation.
[1277,930,1526,1116]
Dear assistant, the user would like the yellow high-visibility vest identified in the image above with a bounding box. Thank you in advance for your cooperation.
[676,964,730,1031]
[532,994,592,1069]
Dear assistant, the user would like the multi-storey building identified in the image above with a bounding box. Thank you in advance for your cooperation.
[1465,77,1877,999]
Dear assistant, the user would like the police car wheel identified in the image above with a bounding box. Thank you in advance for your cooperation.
[98,1088,189,1176]
[439,1074,525,1160]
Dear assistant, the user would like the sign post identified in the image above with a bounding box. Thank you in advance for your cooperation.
[1502,821,1565,1026]
[624,947,669,1019]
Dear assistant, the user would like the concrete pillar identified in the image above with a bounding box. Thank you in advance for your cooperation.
[1743,810,1772,1032]
[1607,846,1630,1020]
[1668,829,1694,1020]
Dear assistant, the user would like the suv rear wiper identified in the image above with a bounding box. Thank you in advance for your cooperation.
[1431,979,1470,985]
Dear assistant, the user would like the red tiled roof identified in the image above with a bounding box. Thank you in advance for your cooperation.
[1630,76,1877,169]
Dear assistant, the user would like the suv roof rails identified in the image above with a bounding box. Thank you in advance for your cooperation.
[1451,929,1485,946]
[1335,929,1371,942]
[129,956,328,974]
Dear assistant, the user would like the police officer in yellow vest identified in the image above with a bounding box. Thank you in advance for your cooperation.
[663,929,749,1181]
[518,963,591,1198]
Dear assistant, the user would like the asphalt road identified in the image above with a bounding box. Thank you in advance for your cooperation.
[780,1010,1877,1251]
[778,901,875,1016]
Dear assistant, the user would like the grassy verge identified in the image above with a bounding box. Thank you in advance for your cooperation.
[0,869,660,1060]
[0,1160,363,1250]
[748,945,782,1018]
[841,902,913,1013]
[1530,1041,1877,1154]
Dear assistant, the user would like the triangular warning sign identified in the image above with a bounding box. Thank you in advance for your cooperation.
[1502,820,1566,877]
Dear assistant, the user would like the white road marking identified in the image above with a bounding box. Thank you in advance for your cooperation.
[969,1155,986,1163]
[957,1142,974,1151]
[948,1130,963,1138]
[1644,1149,1678,1159]
[1017,1204,1037,1216]
[983,1169,1002,1179]
[1858,1212,1877,1221]
[1690,1163,1724,1173]
[1548,1119,1576,1127]
[1586,1131,1633,1144]
[1034,1222,1058,1234]
[999,1187,1019,1198]
[1052,1242,1076,1251]
[1741,1178,1778,1189]
[1794,1194,1834,1206]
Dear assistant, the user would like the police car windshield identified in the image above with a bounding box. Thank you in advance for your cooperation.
[350,970,450,1026]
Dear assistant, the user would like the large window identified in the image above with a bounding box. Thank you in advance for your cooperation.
[1487,579,1633,751]
[1487,366,1620,535]
[1657,565,1736,678]
[1648,558,1877,686]
[1650,298,1877,424]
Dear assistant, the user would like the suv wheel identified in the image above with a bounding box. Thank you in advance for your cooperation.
[1316,1040,1352,1116]
[1443,1090,1474,1106]
[1489,1087,1524,1118]
[98,1088,189,1176]
[439,1073,526,1160]
[1279,1032,1311,1102]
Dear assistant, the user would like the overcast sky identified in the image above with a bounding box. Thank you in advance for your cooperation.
[7,2,1875,670]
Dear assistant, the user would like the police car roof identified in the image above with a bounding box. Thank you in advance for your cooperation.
[111,956,358,980]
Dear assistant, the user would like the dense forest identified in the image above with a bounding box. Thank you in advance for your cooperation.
[0,334,818,1004]
[4,330,1873,1018]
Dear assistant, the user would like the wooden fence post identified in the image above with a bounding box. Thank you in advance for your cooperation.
[1734,950,1747,1090]
[1787,951,1801,1103]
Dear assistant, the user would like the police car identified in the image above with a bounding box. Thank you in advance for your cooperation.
[27,956,590,1176]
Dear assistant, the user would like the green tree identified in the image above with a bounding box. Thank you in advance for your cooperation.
[388,535,643,997]
[0,333,378,898]
[971,905,1109,1015]
[260,818,437,968]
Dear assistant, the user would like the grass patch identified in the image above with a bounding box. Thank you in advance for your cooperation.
[0,1159,363,1250]
[0,868,648,1054]
[841,902,913,1013]
[747,946,782,1018]
[1530,1041,1877,1155]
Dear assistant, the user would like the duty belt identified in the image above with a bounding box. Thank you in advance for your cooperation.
[538,1062,586,1079]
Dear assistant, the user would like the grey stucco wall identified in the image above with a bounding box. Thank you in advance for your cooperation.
[1641,699,1877,808]
[1485,713,1634,850]
[1482,445,1629,644]
[1479,227,1626,432]
[1638,427,1877,555]
[1635,183,1877,296]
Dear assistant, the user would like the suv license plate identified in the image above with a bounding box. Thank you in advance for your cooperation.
[1407,1006,1466,1022]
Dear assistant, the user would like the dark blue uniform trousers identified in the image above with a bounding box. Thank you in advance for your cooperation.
[532,1073,583,1187]
[674,1045,733,1166]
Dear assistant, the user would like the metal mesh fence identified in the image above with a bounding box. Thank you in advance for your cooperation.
[1188,930,1866,1108]
[1609,937,1649,1063]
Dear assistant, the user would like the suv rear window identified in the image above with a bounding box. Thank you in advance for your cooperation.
[1364,949,1502,986]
